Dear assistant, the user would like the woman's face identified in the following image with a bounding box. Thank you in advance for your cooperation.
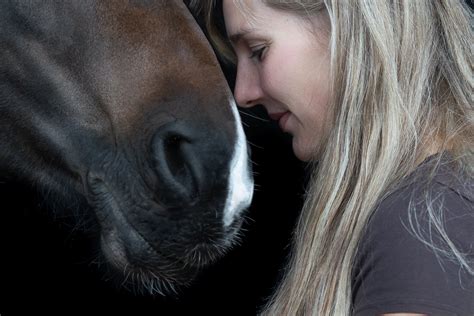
[223,0,331,161]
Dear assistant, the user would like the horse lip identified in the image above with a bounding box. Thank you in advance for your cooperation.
[84,173,160,262]
[85,173,229,269]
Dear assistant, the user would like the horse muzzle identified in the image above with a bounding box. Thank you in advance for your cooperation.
[83,115,253,292]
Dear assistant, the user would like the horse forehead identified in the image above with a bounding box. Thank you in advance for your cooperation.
[91,0,231,125]
[98,1,220,76]
[97,0,207,50]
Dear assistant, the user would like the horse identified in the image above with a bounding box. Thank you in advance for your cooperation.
[0,0,253,295]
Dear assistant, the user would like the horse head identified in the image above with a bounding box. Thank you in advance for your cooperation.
[0,0,253,293]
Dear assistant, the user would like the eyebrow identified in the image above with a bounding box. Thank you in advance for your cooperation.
[228,28,253,45]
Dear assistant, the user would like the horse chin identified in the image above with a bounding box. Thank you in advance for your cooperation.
[98,224,238,295]
[102,254,188,295]
[99,227,193,294]
[94,193,245,295]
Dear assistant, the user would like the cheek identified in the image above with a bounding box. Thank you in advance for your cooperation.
[293,75,332,160]
[259,61,304,106]
[258,44,306,95]
[259,63,285,98]
[298,55,332,129]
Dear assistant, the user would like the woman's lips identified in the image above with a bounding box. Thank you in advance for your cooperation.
[268,111,291,131]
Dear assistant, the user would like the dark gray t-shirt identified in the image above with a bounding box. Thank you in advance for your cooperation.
[352,155,474,316]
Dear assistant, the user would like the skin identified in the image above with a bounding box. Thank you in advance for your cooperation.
[223,0,332,161]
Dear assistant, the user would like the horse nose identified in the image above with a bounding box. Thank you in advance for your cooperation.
[151,122,206,205]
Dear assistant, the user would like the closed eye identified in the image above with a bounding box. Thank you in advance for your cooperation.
[249,46,267,61]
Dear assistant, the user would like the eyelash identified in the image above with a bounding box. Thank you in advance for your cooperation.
[249,46,267,61]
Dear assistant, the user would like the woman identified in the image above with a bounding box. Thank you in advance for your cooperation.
[190,1,473,315]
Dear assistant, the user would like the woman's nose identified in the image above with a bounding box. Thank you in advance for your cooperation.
[234,62,262,108]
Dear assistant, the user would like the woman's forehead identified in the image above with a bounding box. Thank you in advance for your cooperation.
[224,0,304,32]
[225,0,326,43]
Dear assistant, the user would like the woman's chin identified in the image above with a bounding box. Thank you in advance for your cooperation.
[292,140,312,162]
[292,134,322,162]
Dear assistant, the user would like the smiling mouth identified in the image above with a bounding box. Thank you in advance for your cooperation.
[268,111,291,131]
[268,111,288,121]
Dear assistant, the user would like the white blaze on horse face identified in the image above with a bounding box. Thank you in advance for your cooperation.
[223,99,254,227]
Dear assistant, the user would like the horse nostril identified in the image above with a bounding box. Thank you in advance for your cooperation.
[152,127,200,205]
[163,134,197,192]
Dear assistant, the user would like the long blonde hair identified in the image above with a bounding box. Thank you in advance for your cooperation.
[189,0,473,315]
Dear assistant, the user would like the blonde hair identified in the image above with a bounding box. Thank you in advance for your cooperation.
[190,0,473,315]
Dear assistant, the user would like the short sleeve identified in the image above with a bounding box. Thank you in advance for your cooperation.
[352,179,474,316]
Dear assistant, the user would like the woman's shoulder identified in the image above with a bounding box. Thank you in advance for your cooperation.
[370,153,473,249]
[352,153,474,316]
[385,153,473,205]
[377,153,471,220]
